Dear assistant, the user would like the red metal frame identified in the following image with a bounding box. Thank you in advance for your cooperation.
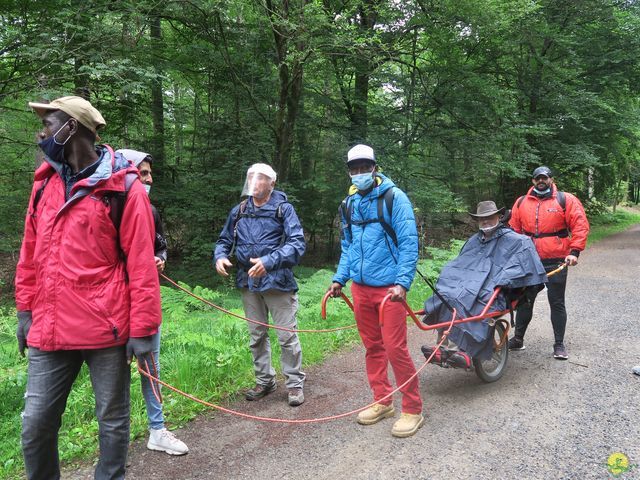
[379,287,514,330]
[322,286,517,331]
[321,291,354,319]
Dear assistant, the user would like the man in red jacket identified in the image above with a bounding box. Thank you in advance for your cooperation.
[15,96,162,480]
[508,166,590,360]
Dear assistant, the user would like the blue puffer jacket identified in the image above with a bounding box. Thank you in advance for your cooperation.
[333,174,418,291]
[214,190,305,292]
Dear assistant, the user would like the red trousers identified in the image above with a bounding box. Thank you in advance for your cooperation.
[351,282,423,414]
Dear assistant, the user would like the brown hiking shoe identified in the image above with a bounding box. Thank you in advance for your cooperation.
[391,413,424,438]
[287,388,305,407]
[357,403,395,425]
[245,382,277,401]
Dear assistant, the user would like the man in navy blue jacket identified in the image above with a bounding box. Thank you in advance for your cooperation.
[214,163,306,406]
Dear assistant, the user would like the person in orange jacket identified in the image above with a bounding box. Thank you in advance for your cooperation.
[508,166,590,360]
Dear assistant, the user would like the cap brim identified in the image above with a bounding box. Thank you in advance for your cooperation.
[347,158,376,164]
[28,102,60,118]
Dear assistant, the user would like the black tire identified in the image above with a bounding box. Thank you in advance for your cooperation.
[473,321,509,383]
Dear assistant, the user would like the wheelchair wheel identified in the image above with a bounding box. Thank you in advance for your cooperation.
[473,320,508,383]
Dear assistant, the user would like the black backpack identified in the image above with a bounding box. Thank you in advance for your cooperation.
[340,187,398,247]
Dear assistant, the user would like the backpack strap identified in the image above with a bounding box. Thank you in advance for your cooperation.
[517,191,565,212]
[339,196,354,240]
[108,172,139,231]
[556,190,566,211]
[229,199,248,257]
[229,199,288,258]
[378,188,397,247]
[340,188,397,247]
[30,177,50,218]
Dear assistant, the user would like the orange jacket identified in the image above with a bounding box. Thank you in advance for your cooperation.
[509,185,589,261]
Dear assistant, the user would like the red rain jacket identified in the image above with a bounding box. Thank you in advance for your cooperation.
[15,145,161,351]
[509,185,590,261]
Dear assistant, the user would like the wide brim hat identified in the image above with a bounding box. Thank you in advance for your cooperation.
[469,200,505,219]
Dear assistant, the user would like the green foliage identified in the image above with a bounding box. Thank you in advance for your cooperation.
[2,0,640,264]
[586,207,640,245]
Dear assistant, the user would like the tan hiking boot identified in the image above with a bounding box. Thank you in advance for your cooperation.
[357,403,395,425]
[391,413,424,438]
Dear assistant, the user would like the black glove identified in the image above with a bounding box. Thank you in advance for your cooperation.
[125,336,154,364]
[16,311,33,357]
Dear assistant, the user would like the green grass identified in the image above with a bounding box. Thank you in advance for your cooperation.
[586,206,640,245]
[1,205,638,478]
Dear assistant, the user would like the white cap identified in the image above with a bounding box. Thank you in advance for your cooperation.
[347,144,375,164]
[248,163,277,181]
[116,149,152,168]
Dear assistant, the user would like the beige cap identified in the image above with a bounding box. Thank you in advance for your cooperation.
[28,96,106,133]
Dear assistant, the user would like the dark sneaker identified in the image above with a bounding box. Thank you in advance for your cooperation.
[245,382,277,401]
[553,343,568,360]
[421,345,451,366]
[446,351,472,369]
[287,388,305,407]
[508,336,525,351]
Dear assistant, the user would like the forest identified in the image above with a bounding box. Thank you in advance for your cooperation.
[1,0,640,278]
[2,2,640,476]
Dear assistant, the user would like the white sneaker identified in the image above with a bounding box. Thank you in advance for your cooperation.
[147,428,189,455]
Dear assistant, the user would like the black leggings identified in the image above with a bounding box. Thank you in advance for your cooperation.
[515,267,568,345]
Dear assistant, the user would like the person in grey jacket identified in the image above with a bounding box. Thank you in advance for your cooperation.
[214,163,306,406]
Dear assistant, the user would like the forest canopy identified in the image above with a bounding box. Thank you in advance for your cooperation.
[1,0,639,267]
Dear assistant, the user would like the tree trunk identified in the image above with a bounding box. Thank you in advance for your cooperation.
[267,0,307,182]
[150,10,165,164]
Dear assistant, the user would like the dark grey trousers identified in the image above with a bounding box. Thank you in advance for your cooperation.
[22,346,130,480]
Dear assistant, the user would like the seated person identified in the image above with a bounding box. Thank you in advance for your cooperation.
[421,201,547,368]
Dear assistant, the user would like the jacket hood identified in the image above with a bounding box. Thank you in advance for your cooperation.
[35,145,137,193]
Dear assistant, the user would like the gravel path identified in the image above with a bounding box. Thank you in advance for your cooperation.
[67,225,640,480]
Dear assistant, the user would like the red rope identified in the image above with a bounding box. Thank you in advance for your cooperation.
[135,305,457,424]
[160,273,357,333]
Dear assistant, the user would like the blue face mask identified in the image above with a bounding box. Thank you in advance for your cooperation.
[350,172,375,191]
[38,120,72,164]
[533,187,551,195]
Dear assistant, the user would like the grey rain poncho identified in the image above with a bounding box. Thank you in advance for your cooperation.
[423,226,547,360]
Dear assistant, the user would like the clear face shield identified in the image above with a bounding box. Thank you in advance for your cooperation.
[241,163,277,199]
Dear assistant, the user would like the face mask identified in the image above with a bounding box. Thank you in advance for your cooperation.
[38,120,72,164]
[350,172,374,191]
[143,184,151,195]
[533,187,551,195]
[480,222,499,233]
